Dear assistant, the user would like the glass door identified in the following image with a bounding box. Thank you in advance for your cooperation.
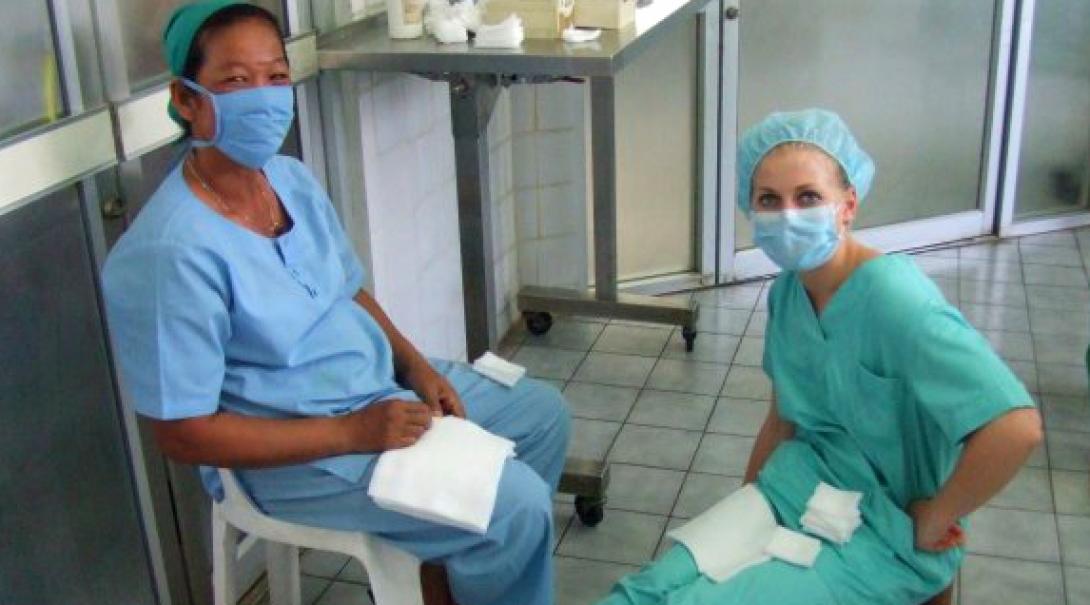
[998,0,1090,237]
[719,0,1016,280]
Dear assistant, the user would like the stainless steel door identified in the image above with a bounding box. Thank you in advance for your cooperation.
[0,188,158,605]
[0,1,321,604]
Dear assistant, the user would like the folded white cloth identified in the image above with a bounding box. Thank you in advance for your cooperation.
[801,510,861,545]
[764,526,822,568]
[806,482,863,519]
[430,19,468,43]
[474,15,524,48]
[667,484,778,583]
[425,0,479,43]
[368,416,515,534]
[562,26,602,44]
[472,352,526,387]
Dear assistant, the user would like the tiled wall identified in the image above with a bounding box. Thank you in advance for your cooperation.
[352,72,588,361]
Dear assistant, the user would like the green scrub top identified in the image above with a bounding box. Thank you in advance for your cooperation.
[756,254,1034,599]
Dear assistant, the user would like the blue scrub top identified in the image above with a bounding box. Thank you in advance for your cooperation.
[103,155,401,488]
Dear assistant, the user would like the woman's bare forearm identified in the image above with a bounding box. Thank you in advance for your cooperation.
[743,395,795,483]
[931,407,1043,519]
[149,412,352,467]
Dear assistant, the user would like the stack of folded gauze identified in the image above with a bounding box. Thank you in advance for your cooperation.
[473,14,525,48]
[368,416,516,534]
[801,482,863,544]
[472,352,527,388]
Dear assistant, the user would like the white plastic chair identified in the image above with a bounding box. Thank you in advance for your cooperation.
[212,468,424,605]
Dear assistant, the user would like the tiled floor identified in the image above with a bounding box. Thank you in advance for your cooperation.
[290,230,1090,605]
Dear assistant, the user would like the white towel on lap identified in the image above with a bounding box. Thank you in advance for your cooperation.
[667,484,778,583]
[368,416,516,534]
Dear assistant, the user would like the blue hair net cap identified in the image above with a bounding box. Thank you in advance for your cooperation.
[737,109,875,216]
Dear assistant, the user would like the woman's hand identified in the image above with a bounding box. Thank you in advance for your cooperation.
[403,359,466,419]
[910,499,966,552]
[339,399,434,452]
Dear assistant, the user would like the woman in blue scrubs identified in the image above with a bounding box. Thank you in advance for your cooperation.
[595,110,1043,605]
[102,3,569,604]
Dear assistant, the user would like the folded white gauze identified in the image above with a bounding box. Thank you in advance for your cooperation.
[562,26,602,44]
[806,482,863,519]
[424,0,479,44]
[667,484,778,583]
[429,19,468,44]
[764,526,822,568]
[368,416,515,534]
[474,15,524,48]
[801,482,863,544]
[472,352,526,388]
[801,510,861,545]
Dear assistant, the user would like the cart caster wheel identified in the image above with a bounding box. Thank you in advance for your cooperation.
[682,326,697,352]
[524,311,554,336]
[575,496,605,527]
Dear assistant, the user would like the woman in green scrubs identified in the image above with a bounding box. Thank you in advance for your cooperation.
[594,110,1043,605]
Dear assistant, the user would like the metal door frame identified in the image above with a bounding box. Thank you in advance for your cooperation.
[717,0,1020,282]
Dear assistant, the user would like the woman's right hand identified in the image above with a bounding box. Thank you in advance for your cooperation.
[909,499,966,552]
[339,399,433,453]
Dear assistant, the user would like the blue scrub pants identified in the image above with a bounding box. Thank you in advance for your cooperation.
[239,360,571,605]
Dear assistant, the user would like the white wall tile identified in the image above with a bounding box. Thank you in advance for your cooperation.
[516,189,540,240]
[371,78,410,155]
[512,134,538,190]
[535,130,576,187]
[535,83,581,131]
[509,85,536,134]
[539,183,582,238]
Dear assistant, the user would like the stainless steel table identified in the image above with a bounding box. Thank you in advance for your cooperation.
[318,0,707,361]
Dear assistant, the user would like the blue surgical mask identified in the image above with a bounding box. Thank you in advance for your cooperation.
[753,205,842,271]
[183,79,295,169]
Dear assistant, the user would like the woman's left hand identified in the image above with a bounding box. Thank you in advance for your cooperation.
[909,499,966,552]
[404,360,466,419]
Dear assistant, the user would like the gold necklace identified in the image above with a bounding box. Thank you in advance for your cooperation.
[186,152,283,234]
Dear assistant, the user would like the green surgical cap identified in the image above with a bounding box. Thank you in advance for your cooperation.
[737,109,875,217]
[162,0,245,125]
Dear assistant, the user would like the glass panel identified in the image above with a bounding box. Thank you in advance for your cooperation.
[0,3,63,138]
[617,18,697,280]
[1013,0,1090,220]
[0,188,157,605]
[735,0,996,248]
[117,0,286,89]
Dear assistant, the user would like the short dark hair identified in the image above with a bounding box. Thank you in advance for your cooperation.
[178,4,284,136]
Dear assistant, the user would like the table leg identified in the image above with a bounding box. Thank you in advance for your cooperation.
[449,77,500,361]
[589,76,618,302]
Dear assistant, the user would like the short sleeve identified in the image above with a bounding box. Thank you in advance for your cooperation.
[905,304,1034,444]
[103,242,230,420]
[285,157,366,297]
